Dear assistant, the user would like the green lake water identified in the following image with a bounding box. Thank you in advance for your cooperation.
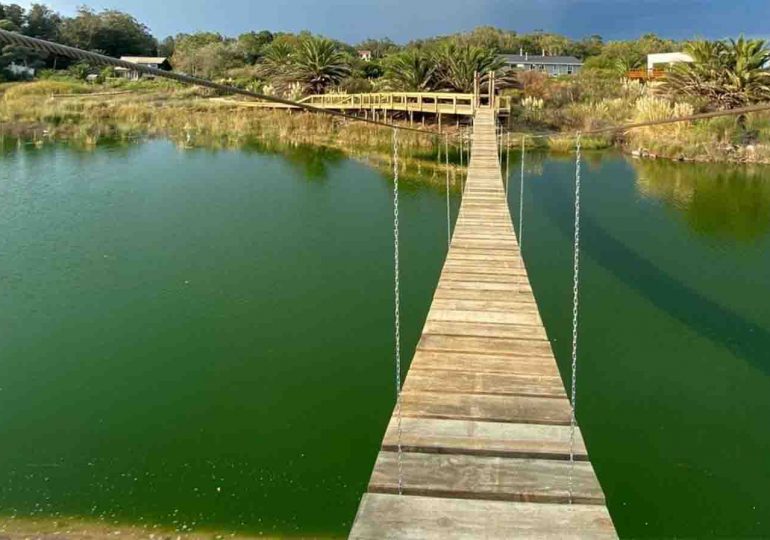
[1,139,769,538]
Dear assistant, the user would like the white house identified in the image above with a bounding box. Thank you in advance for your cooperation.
[116,56,172,80]
[647,52,694,72]
[500,53,583,76]
[7,63,35,78]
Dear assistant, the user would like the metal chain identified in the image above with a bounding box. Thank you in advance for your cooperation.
[459,130,465,195]
[459,130,464,168]
[519,135,526,246]
[445,134,451,248]
[568,133,582,504]
[505,131,511,197]
[392,128,403,496]
[498,124,503,165]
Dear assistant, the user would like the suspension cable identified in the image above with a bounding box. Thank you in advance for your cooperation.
[459,129,463,168]
[505,131,511,197]
[392,128,403,496]
[445,134,451,248]
[518,135,526,246]
[568,133,582,504]
[498,124,503,165]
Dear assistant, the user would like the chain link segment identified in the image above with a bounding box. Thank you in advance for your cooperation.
[392,129,403,495]
[519,135,526,246]
[446,135,451,248]
[568,133,582,503]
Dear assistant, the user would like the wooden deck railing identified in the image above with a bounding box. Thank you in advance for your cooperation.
[627,69,666,81]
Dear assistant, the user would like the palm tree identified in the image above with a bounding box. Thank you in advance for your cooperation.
[382,49,436,91]
[256,41,293,82]
[290,37,351,94]
[432,43,510,93]
[665,37,770,109]
[614,56,643,78]
[724,36,770,105]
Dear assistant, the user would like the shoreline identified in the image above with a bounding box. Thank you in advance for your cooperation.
[2,82,769,166]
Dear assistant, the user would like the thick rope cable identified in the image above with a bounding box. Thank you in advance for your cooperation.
[518,135,525,246]
[445,134,451,248]
[392,128,403,496]
[0,29,438,136]
[568,133,582,504]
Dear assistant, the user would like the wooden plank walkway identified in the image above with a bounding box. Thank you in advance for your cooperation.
[349,108,616,538]
[210,91,511,117]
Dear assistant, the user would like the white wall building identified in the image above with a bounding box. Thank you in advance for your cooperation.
[647,52,694,72]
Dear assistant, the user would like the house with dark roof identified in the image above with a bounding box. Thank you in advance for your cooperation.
[500,53,583,76]
[116,56,172,80]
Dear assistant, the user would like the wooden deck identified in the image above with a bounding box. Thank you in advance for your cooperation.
[212,92,511,117]
[349,108,616,538]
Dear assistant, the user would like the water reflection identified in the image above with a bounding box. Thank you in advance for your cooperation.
[241,138,346,181]
[633,159,770,242]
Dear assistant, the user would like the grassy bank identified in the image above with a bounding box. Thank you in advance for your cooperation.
[1,80,478,188]
[4,79,769,165]
[516,84,770,164]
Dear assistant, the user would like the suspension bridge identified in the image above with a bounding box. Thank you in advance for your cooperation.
[6,28,770,539]
[349,106,616,538]
[0,29,687,539]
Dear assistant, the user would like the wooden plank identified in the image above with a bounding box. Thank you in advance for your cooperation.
[427,308,541,325]
[430,298,540,314]
[400,391,572,425]
[381,417,585,459]
[440,271,531,284]
[410,350,561,377]
[423,320,548,341]
[432,287,537,302]
[436,281,532,292]
[418,334,553,357]
[368,452,606,504]
[402,369,565,398]
[350,494,616,539]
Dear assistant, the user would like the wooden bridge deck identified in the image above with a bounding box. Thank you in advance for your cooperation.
[212,92,511,117]
[349,108,616,538]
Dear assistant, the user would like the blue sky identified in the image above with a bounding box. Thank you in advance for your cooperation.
[17,0,770,43]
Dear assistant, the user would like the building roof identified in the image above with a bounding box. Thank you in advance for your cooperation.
[120,56,169,64]
[500,54,583,66]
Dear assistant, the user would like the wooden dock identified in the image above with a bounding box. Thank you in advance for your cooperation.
[349,108,616,538]
[211,91,511,119]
